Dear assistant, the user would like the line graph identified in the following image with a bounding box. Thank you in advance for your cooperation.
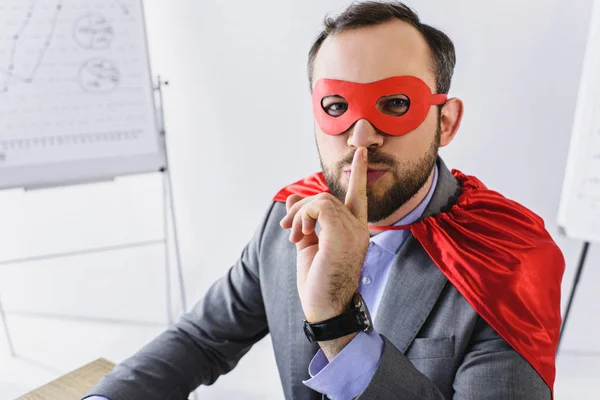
[0,0,63,94]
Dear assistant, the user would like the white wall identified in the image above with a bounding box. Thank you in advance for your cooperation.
[0,0,598,398]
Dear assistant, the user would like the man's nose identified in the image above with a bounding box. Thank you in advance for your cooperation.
[347,119,384,149]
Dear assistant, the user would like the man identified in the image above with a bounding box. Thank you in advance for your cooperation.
[85,2,564,399]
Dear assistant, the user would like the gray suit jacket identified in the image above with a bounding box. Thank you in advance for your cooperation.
[85,159,552,400]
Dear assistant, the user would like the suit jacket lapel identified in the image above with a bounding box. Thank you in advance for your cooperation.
[374,158,461,353]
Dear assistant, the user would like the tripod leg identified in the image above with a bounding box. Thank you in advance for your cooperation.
[558,241,591,350]
[163,171,174,325]
[0,294,15,356]
[154,76,186,316]
[164,170,187,315]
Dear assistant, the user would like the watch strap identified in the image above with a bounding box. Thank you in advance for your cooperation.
[304,308,366,343]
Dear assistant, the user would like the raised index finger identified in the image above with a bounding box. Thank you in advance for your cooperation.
[344,147,368,225]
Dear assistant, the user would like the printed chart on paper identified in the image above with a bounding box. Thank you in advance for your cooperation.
[558,0,600,243]
[0,0,163,189]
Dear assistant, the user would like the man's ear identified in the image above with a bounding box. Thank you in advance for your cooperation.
[439,98,464,147]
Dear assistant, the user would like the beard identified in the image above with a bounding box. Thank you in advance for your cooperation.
[319,128,440,224]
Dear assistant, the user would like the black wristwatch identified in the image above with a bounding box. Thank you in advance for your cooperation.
[302,292,373,343]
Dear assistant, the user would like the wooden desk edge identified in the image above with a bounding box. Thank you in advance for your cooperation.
[18,358,116,400]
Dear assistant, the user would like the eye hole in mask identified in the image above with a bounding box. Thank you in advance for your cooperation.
[312,76,446,136]
[321,94,411,118]
[375,94,411,117]
[321,95,348,117]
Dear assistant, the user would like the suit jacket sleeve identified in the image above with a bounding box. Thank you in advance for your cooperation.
[357,316,551,399]
[83,203,275,400]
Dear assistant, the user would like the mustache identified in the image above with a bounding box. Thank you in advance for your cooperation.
[336,149,397,170]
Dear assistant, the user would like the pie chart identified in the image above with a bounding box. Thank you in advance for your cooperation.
[73,13,114,50]
[78,58,120,93]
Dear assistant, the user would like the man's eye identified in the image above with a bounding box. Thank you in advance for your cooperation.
[324,102,348,117]
[378,95,410,116]
[389,99,408,108]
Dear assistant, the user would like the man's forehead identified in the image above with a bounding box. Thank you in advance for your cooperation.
[312,20,435,89]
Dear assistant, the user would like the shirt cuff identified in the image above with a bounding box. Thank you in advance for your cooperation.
[302,330,384,400]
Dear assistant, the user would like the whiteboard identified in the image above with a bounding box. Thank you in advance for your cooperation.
[0,0,164,190]
[558,0,600,243]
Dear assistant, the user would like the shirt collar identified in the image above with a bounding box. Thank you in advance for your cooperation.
[370,164,439,255]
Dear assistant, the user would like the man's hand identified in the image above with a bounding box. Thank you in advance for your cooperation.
[280,146,370,360]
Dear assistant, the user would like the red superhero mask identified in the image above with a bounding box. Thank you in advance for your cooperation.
[312,76,447,136]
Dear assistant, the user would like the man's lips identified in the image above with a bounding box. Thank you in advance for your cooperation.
[342,167,388,173]
[343,168,389,184]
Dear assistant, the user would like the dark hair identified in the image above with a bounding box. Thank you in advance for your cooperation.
[307,1,456,95]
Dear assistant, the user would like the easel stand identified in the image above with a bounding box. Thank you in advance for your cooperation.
[0,292,14,356]
[558,241,592,350]
[0,76,187,357]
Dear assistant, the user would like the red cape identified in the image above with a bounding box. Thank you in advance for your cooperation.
[273,170,564,393]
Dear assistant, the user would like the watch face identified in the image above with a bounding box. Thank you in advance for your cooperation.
[303,320,316,343]
[353,293,373,333]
